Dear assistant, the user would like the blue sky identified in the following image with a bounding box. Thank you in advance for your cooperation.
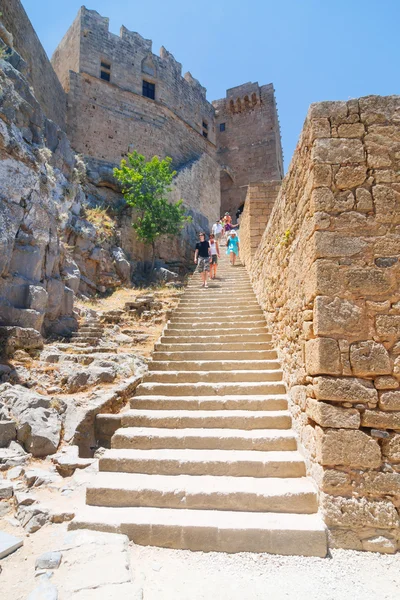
[23,0,400,171]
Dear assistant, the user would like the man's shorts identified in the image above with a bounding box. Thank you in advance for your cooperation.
[197,257,210,272]
[215,232,222,241]
[211,255,218,264]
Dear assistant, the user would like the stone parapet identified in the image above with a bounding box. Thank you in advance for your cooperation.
[249,95,400,553]
[239,181,281,268]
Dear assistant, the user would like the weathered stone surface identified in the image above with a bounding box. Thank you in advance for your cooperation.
[379,391,400,411]
[27,582,58,600]
[0,480,14,499]
[355,187,373,212]
[0,326,43,356]
[305,338,341,376]
[314,232,367,259]
[374,375,399,390]
[314,296,364,337]
[306,399,360,429]
[349,341,391,376]
[337,123,365,138]
[362,536,397,554]
[382,434,400,462]
[376,315,400,337]
[36,551,62,570]
[361,410,400,429]
[0,420,16,447]
[355,471,400,496]
[321,494,399,528]
[313,376,378,404]
[373,185,400,224]
[312,138,365,164]
[316,427,381,468]
[320,469,351,495]
[335,165,366,189]
[0,530,23,559]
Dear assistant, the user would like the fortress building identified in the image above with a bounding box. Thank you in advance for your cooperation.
[51,7,283,221]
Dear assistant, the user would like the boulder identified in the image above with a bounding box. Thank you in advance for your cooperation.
[112,247,130,282]
[0,326,43,356]
[0,419,16,447]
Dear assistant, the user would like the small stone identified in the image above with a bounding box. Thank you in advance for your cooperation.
[35,551,62,570]
[362,535,397,554]
[0,480,13,499]
[15,491,37,506]
[7,466,24,480]
[371,429,390,439]
[0,530,23,559]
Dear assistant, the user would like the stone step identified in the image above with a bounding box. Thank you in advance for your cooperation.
[168,319,266,327]
[111,427,296,451]
[86,473,318,514]
[99,448,306,477]
[179,298,258,306]
[130,394,288,411]
[120,409,291,430]
[135,381,286,397]
[149,359,280,371]
[68,507,328,556]
[159,333,270,344]
[163,327,268,337]
[152,350,278,361]
[176,309,263,317]
[155,341,274,352]
[144,370,283,384]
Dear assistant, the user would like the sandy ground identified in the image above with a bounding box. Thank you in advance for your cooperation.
[131,544,400,600]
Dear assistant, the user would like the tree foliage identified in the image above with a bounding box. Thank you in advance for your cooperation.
[113,151,191,270]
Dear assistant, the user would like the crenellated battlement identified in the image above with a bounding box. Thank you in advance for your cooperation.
[52,6,214,142]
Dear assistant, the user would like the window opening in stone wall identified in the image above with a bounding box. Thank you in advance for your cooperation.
[202,120,208,139]
[143,80,155,100]
[100,61,111,82]
[220,123,226,132]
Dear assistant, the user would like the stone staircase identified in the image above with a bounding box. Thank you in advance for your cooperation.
[70,254,327,556]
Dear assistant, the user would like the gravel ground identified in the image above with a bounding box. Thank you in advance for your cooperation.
[131,544,400,600]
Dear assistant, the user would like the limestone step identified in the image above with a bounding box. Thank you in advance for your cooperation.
[144,370,283,384]
[99,448,306,477]
[86,473,318,513]
[130,394,288,411]
[120,409,291,429]
[68,507,328,556]
[163,327,268,337]
[179,298,258,305]
[155,341,274,352]
[176,309,262,317]
[182,293,256,301]
[152,350,278,361]
[149,359,280,371]
[159,333,270,344]
[135,381,286,397]
[168,319,266,327]
[111,427,296,451]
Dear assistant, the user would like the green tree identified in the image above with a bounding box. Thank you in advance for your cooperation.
[114,151,191,273]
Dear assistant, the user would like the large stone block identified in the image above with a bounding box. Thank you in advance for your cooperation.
[349,341,391,377]
[373,185,400,224]
[334,165,367,189]
[314,231,367,259]
[316,427,381,468]
[321,494,399,528]
[305,338,341,376]
[306,399,360,428]
[312,138,365,164]
[314,296,365,336]
[345,268,394,297]
[361,410,400,429]
[379,391,400,411]
[320,469,352,495]
[311,188,354,213]
[314,375,378,404]
[376,315,400,337]
[355,471,400,495]
[382,434,400,462]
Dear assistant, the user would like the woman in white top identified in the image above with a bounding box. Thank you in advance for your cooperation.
[209,233,220,280]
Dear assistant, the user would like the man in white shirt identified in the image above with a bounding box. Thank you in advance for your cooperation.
[212,219,223,241]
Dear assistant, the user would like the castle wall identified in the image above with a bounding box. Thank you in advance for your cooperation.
[213,83,283,216]
[246,95,400,553]
[0,0,66,128]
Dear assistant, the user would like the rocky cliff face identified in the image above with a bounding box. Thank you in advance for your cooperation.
[0,44,132,337]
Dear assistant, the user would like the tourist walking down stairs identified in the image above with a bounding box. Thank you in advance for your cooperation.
[194,232,211,288]
[226,230,240,266]
[209,233,220,280]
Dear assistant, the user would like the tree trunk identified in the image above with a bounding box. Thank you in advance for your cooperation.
[150,241,156,274]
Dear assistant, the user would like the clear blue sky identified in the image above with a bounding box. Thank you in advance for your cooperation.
[23,0,400,171]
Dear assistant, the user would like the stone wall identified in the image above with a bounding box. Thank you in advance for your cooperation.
[213,83,283,215]
[0,0,66,128]
[239,181,281,268]
[248,95,400,553]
